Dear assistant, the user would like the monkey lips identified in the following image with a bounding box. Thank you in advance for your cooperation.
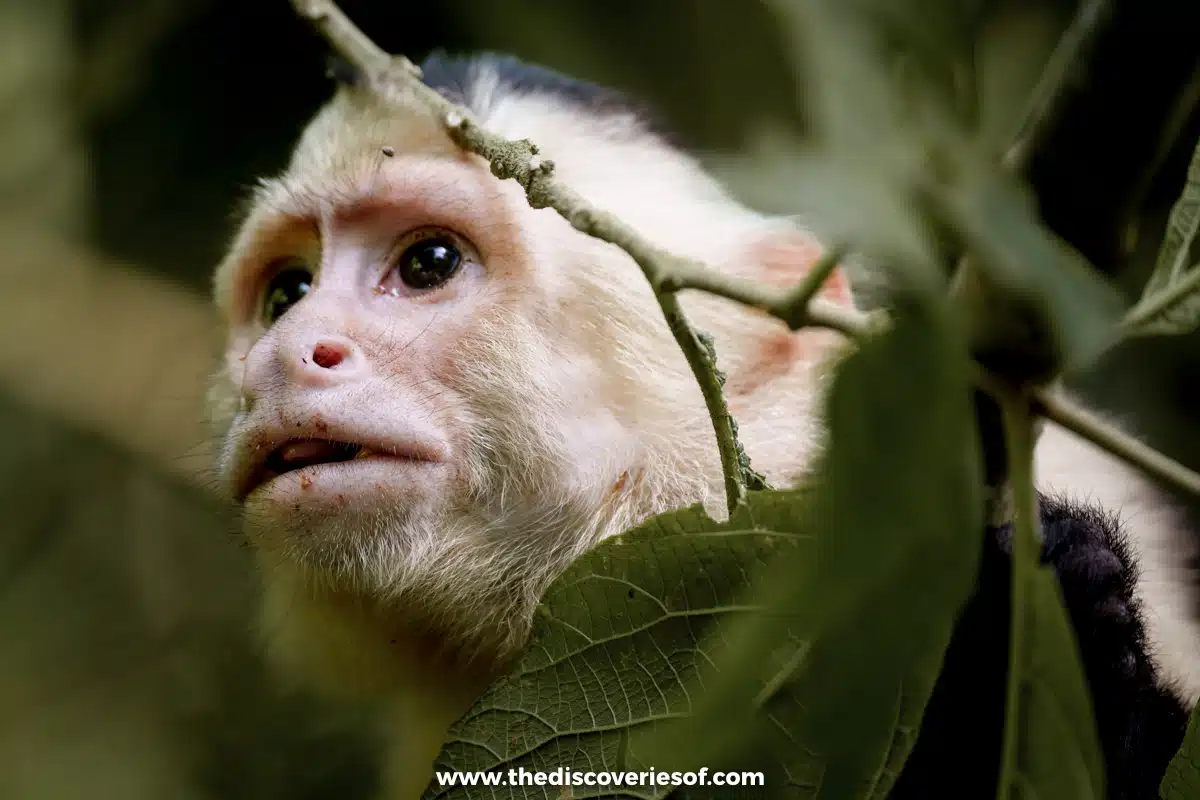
[233,424,448,503]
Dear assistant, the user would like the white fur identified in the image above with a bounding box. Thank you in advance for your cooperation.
[1036,413,1200,708]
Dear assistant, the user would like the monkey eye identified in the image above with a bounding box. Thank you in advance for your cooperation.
[390,231,464,291]
[261,264,313,325]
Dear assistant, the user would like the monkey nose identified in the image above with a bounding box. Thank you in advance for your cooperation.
[288,336,367,384]
[312,341,347,369]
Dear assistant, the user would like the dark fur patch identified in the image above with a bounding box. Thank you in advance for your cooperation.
[892,492,1188,800]
[417,51,679,146]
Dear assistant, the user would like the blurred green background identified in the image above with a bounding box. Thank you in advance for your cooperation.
[2,1,1198,797]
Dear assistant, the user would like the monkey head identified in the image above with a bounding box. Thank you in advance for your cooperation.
[208,55,852,708]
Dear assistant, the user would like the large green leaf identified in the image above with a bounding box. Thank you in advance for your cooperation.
[1128,136,1200,337]
[1160,700,1200,799]
[425,492,816,799]
[635,301,983,797]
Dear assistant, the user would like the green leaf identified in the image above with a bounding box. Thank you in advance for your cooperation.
[936,166,1124,371]
[993,396,1103,799]
[1128,135,1200,337]
[636,300,984,797]
[425,492,816,800]
[999,567,1105,798]
[705,141,943,287]
[1160,700,1200,799]
[745,0,1122,374]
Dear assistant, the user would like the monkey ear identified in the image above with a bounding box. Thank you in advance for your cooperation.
[742,229,853,307]
[722,229,853,401]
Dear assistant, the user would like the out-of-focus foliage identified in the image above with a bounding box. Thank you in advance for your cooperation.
[631,303,986,796]
[4,0,1200,798]
[1161,704,1200,799]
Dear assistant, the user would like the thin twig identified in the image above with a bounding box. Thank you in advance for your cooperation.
[1003,0,1114,172]
[1033,391,1200,497]
[774,247,848,329]
[448,115,753,509]
[972,364,1200,500]
[662,254,880,338]
[291,0,394,77]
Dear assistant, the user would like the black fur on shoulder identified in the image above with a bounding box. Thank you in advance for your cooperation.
[1039,494,1188,799]
[891,492,1188,799]
[418,51,681,147]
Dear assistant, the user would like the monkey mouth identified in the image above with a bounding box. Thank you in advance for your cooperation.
[266,439,367,475]
[237,438,434,501]
[232,415,450,502]
[237,439,369,497]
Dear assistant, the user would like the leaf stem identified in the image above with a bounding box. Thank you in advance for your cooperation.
[995,391,1040,799]
[1122,262,1200,333]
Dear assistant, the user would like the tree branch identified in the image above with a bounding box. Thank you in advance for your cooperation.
[660,247,877,337]
[288,0,1200,511]
[444,114,763,510]
[291,0,395,77]
[1033,390,1200,497]
[290,0,870,513]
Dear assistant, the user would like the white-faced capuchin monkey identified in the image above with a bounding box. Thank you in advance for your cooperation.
[209,52,1200,799]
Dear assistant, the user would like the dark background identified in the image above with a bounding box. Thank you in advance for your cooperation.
[2,0,1198,796]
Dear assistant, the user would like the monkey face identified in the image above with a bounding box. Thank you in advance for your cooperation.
[207,127,654,644]
[205,83,845,681]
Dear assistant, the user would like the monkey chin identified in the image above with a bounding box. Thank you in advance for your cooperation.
[239,458,545,695]
[238,455,451,594]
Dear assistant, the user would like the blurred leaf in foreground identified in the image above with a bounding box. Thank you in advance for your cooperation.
[733,0,1124,372]
[936,164,1125,372]
[1160,702,1200,799]
[998,567,1104,798]
[635,298,983,798]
